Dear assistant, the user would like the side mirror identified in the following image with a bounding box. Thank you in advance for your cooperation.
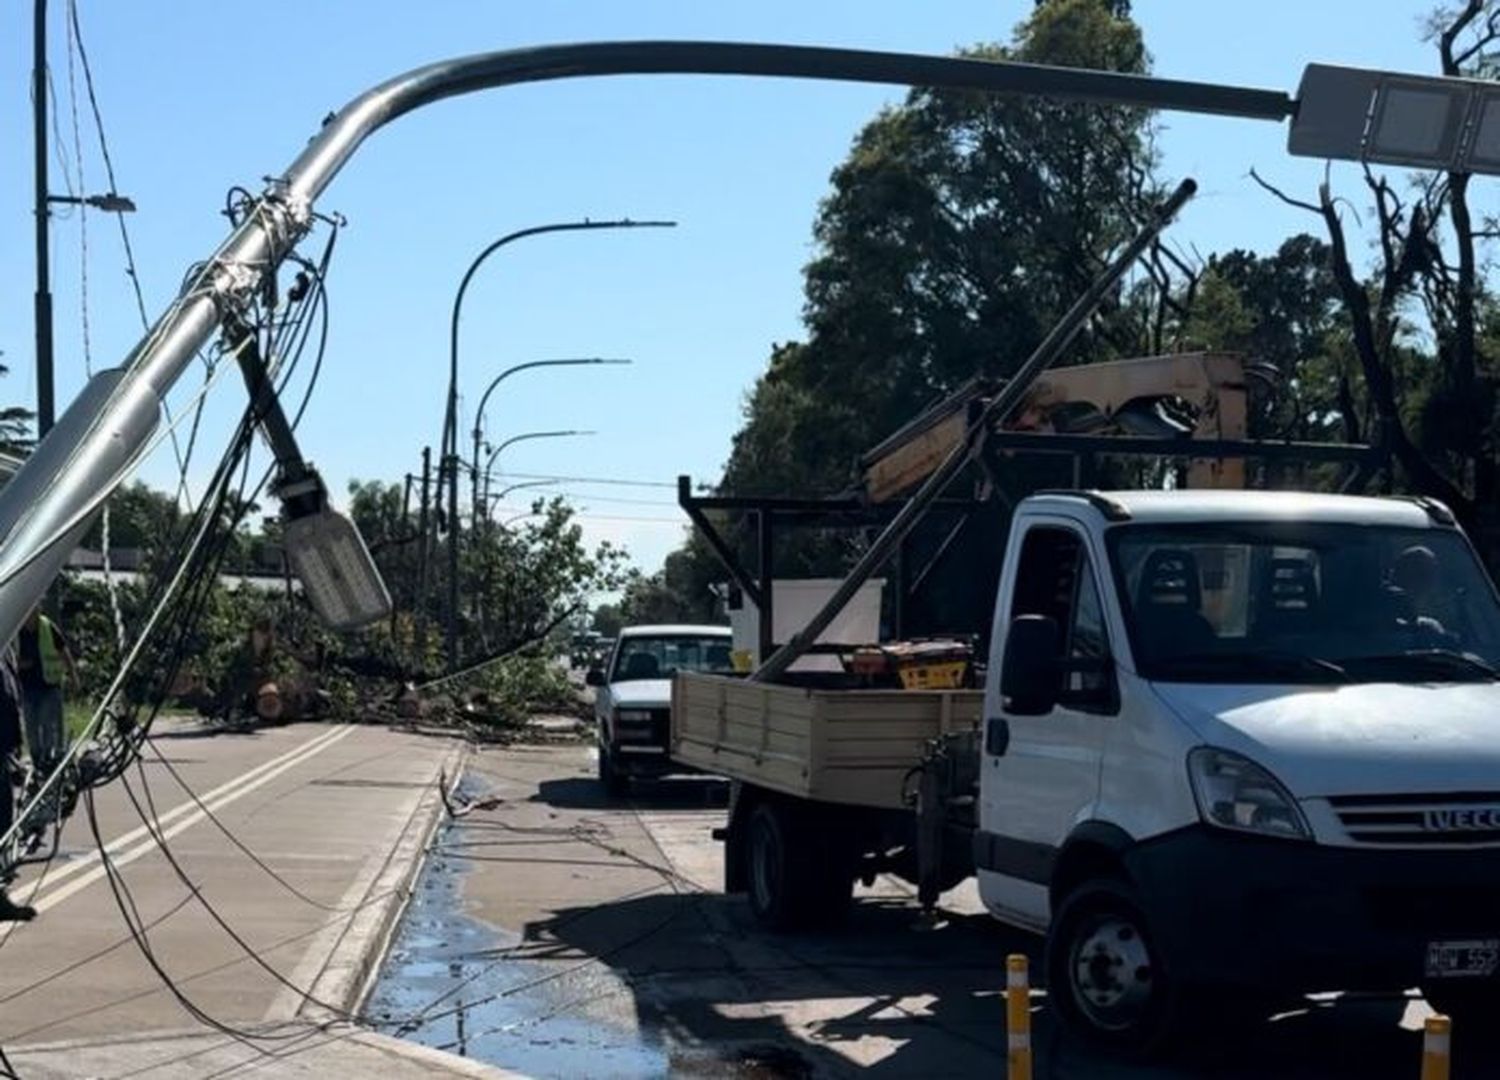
[1001,615,1060,716]
[585,668,605,688]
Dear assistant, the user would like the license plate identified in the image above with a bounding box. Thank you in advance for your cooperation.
[1426,939,1500,979]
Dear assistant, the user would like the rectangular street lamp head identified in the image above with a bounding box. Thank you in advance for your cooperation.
[1290,63,1500,175]
[283,506,392,631]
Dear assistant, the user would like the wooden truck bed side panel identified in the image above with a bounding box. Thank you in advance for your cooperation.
[673,674,814,799]
[672,673,983,810]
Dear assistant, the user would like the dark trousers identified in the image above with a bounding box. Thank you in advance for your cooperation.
[0,697,17,842]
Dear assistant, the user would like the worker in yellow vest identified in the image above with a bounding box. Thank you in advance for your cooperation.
[17,608,77,817]
[0,642,34,920]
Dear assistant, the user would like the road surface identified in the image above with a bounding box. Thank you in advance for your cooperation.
[373,743,1500,1079]
[0,718,513,1078]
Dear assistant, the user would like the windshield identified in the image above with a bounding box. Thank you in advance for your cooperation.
[610,635,735,681]
[1109,522,1500,683]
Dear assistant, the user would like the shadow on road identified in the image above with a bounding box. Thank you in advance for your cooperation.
[149,722,264,740]
[524,888,1500,1079]
[532,775,729,812]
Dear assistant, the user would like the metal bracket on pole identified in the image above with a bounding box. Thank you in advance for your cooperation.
[221,315,319,510]
[751,178,1199,683]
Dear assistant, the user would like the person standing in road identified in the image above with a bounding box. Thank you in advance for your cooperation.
[0,643,36,921]
[17,607,77,809]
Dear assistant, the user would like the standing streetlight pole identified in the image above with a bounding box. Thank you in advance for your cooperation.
[440,218,674,672]
[480,429,595,507]
[469,358,629,522]
[32,0,137,439]
[32,0,51,437]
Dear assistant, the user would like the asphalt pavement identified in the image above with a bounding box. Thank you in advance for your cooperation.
[0,717,513,1079]
[376,743,1500,1080]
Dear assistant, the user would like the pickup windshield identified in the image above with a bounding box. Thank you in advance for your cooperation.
[611,635,735,681]
[1109,522,1500,683]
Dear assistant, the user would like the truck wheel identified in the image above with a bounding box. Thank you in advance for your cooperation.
[1046,877,1180,1056]
[597,744,628,799]
[746,801,852,931]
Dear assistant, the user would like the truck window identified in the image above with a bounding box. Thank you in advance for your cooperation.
[611,635,735,681]
[1110,522,1500,683]
[1012,527,1114,710]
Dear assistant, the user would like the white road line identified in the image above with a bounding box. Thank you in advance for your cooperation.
[33,725,358,914]
[29,723,351,892]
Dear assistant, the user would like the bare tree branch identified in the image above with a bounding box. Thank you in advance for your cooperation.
[1249,168,1321,214]
[1440,0,1487,74]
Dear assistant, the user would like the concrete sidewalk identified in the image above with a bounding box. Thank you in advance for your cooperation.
[0,720,468,1073]
[10,1026,523,1079]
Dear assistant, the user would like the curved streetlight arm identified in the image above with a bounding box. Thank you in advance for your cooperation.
[484,429,594,475]
[492,478,559,502]
[471,358,630,443]
[466,356,628,524]
[0,39,1288,651]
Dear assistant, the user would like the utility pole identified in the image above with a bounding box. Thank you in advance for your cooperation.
[33,0,53,437]
[390,472,414,641]
[415,446,432,665]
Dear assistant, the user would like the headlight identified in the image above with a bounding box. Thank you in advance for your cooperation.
[1187,747,1310,840]
[616,709,654,723]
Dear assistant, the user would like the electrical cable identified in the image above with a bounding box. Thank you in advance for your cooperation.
[83,786,304,1052]
[114,768,355,1021]
[66,0,204,506]
[0,349,241,855]
[0,1040,19,1080]
[486,471,678,490]
[138,739,360,914]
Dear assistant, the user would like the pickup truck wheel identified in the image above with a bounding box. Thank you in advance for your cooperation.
[745,801,852,931]
[597,744,628,799]
[1046,877,1181,1056]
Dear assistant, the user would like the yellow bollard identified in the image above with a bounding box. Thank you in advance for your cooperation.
[1422,1014,1451,1080]
[1006,953,1033,1080]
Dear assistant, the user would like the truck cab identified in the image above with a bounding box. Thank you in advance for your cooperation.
[981,490,1500,1049]
[588,624,733,795]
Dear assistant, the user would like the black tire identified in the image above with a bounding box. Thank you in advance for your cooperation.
[1045,877,1183,1057]
[597,743,628,799]
[745,800,853,931]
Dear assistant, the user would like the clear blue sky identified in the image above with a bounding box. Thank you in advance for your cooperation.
[0,0,1487,573]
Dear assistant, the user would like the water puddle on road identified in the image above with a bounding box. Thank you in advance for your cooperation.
[364,788,673,1078]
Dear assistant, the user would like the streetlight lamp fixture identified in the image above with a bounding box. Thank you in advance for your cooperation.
[469,357,629,520]
[46,192,137,213]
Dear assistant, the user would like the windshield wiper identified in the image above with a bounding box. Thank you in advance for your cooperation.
[1160,649,1349,682]
[1342,649,1500,681]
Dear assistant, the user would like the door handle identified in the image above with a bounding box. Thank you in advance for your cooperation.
[985,717,1010,757]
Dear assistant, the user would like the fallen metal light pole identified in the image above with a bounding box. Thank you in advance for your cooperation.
[0,39,1481,650]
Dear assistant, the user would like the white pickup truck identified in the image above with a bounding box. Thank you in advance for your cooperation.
[673,489,1500,1051]
[588,623,733,795]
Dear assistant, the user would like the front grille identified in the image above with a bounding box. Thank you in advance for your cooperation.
[1330,792,1500,846]
[616,708,670,745]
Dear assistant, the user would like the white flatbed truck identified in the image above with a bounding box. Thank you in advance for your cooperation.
[672,488,1500,1052]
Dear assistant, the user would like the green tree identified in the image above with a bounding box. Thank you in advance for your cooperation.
[591,602,624,637]
[0,353,33,451]
[722,0,1159,503]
